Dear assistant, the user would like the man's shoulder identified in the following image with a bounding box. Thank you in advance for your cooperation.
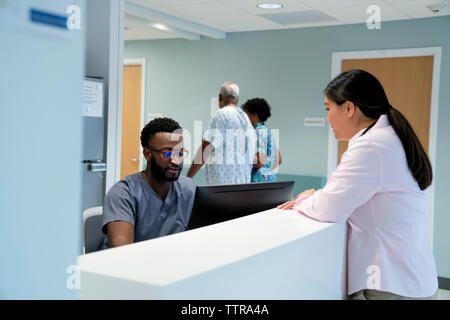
[106,172,142,198]
[216,107,251,125]
[211,107,232,120]
[176,176,196,192]
[174,176,196,202]
[217,106,245,117]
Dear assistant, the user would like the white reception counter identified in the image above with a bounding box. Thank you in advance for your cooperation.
[77,208,347,299]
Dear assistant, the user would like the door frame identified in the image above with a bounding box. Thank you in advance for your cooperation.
[328,46,442,246]
[123,58,147,173]
[104,0,125,195]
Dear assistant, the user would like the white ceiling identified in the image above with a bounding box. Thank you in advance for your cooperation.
[124,0,450,40]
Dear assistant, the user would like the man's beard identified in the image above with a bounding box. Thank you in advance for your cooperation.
[150,157,182,182]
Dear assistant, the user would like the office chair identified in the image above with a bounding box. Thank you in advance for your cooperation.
[82,206,105,254]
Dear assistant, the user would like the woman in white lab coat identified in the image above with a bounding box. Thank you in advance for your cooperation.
[279,69,438,300]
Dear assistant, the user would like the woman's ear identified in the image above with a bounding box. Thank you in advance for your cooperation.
[345,101,356,118]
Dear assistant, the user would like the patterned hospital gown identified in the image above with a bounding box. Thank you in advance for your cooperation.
[251,122,279,182]
[203,106,256,185]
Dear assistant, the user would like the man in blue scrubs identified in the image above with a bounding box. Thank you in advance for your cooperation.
[101,117,196,249]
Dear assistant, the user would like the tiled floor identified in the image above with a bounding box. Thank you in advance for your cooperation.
[437,289,450,300]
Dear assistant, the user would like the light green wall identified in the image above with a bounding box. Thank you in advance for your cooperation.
[125,16,450,278]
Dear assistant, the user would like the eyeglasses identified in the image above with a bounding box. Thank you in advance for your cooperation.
[146,146,189,160]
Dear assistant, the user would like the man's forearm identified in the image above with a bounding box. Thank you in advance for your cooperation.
[186,141,211,178]
[187,162,203,178]
[109,235,133,248]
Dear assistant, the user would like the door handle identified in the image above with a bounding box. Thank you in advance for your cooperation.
[130,158,139,163]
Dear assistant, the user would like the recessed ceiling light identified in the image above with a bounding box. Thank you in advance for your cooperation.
[151,23,169,31]
[257,3,284,9]
[426,2,447,13]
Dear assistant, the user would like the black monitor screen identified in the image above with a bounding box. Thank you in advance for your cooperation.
[187,181,295,230]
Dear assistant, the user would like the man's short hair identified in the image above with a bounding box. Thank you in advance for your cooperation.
[219,82,239,100]
[140,117,182,148]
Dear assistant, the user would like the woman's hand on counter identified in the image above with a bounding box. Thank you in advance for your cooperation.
[277,189,317,210]
[277,200,295,210]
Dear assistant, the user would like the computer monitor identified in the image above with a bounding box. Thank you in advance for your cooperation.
[187,181,295,230]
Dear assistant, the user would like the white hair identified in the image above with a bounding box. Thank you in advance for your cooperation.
[219,82,239,100]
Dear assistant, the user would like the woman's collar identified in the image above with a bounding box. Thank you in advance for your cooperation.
[348,114,389,145]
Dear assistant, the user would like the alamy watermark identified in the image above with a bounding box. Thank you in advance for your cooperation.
[169,121,280,172]
[367,5,381,30]
[64,4,381,31]
[366,264,381,290]
[66,265,81,290]
[66,5,81,30]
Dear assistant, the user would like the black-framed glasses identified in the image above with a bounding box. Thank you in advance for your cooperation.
[146,146,189,160]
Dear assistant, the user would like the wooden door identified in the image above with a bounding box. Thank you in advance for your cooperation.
[337,56,434,163]
[121,65,142,179]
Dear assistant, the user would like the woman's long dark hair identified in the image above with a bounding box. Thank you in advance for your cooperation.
[324,69,432,190]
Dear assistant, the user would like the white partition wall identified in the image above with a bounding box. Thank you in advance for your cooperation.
[78,209,347,299]
[0,0,86,299]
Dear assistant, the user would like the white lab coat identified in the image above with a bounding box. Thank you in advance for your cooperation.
[296,114,438,297]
